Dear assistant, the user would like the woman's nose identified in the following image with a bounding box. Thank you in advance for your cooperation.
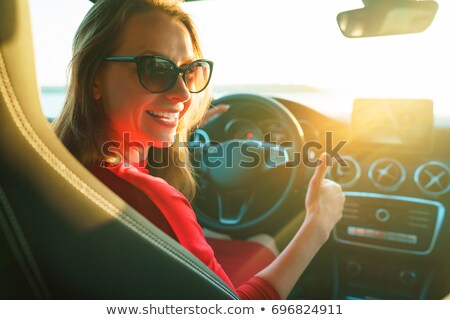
[164,75,191,103]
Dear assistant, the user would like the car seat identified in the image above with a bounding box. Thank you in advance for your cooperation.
[0,0,237,299]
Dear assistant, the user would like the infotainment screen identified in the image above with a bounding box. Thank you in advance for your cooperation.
[350,99,434,153]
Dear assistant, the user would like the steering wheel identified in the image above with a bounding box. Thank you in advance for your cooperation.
[191,93,305,233]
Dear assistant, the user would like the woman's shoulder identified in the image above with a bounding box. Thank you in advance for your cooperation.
[100,161,190,203]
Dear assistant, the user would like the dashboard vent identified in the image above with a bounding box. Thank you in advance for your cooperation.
[341,200,361,221]
[407,209,433,229]
[328,155,361,188]
[414,161,450,197]
[368,158,406,192]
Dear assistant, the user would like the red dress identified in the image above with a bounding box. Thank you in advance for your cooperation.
[90,161,279,300]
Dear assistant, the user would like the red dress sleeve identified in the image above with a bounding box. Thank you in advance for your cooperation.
[236,276,280,300]
[93,161,280,300]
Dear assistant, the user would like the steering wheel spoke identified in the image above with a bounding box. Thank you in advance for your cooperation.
[217,190,253,225]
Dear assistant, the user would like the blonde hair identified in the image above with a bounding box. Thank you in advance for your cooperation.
[52,0,210,200]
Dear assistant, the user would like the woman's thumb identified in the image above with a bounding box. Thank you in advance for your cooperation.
[307,153,330,199]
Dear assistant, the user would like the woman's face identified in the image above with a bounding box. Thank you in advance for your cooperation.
[94,11,195,149]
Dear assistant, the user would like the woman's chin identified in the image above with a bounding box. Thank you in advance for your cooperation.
[148,134,177,149]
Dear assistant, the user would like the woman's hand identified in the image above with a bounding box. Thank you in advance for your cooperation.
[199,104,229,127]
[255,153,345,298]
[305,153,345,240]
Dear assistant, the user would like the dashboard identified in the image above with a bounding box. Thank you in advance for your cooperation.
[194,94,450,299]
[278,97,450,299]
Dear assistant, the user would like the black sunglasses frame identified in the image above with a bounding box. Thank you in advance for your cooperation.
[103,55,214,94]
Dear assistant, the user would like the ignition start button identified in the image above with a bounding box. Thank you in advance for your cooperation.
[375,208,390,222]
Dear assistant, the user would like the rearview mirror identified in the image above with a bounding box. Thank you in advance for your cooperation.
[337,0,438,38]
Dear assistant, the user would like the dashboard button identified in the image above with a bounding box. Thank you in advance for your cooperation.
[375,208,390,223]
[346,260,362,277]
[399,270,417,287]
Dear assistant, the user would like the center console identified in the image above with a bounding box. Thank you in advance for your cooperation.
[333,192,445,299]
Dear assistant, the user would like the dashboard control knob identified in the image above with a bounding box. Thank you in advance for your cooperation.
[375,208,390,222]
[346,260,362,277]
[399,270,417,287]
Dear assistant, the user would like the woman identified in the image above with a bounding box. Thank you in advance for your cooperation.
[53,0,345,299]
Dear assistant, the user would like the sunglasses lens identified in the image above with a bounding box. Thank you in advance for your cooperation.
[137,57,212,93]
[184,61,212,93]
[138,57,178,93]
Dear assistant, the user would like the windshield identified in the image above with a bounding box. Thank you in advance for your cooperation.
[30,0,450,120]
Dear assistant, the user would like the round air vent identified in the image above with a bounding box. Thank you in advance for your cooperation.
[368,158,406,192]
[328,155,361,187]
[414,161,450,197]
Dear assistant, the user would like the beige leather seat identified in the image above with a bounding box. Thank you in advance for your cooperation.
[0,0,236,299]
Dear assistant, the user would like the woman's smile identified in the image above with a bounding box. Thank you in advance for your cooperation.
[145,109,180,128]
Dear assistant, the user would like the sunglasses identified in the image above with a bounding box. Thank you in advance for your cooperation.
[103,55,213,94]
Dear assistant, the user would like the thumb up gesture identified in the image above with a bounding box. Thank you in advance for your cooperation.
[305,153,345,238]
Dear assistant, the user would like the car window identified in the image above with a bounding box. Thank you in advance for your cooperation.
[30,0,450,120]
[29,0,93,118]
[183,0,450,119]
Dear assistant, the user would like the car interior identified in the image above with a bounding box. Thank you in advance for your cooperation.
[1,0,449,300]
